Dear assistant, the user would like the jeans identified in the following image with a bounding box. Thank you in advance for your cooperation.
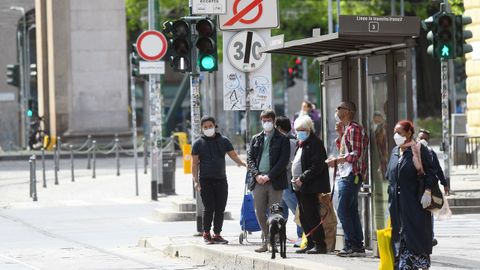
[337,173,364,249]
[200,178,228,234]
[281,188,303,238]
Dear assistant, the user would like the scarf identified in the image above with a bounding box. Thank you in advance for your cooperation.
[401,140,424,175]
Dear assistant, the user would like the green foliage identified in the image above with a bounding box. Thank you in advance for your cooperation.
[417,117,442,140]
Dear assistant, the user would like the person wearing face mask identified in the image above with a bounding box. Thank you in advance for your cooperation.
[247,109,290,253]
[191,116,246,245]
[386,120,436,270]
[326,101,369,257]
[291,115,331,254]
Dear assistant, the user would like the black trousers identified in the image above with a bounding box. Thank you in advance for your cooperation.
[295,191,326,248]
[200,178,228,234]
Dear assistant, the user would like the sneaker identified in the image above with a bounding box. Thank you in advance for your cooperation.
[203,232,213,244]
[293,238,302,248]
[211,234,228,244]
[295,243,314,254]
[352,246,366,257]
[306,244,327,254]
[337,248,354,257]
[255,244,268,253]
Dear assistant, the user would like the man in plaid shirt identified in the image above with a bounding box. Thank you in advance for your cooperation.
[327,101,368,257]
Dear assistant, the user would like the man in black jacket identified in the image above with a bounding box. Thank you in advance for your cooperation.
[247,109,290,253]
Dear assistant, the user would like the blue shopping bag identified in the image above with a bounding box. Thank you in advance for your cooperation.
[240,193,261,232]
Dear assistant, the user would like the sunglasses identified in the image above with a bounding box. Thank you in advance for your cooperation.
[336,106,350,111]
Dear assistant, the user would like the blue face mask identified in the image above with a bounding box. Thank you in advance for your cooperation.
[296,131,309,141]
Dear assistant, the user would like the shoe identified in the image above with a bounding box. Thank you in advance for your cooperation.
[295,243,314,254]
[293,238,302,248]
[211,234,228,244]
[255,244,268,253]
[352,246,366,257]
[337,248,354,257]
[203,232,213,244]
[432,238,438,247]
[306,244,327,254]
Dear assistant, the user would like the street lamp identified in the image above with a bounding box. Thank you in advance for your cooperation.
[10,6,29,149]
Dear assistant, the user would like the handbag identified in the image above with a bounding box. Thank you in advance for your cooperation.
[418,175,444,211]
[377,218,394,270]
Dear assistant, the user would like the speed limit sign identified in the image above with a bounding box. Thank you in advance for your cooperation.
[227,30,267,72]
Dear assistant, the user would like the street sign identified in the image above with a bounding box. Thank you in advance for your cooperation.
[140,61,165,75]
[339,15,420,37]
[227,31,267,72]
[223,30,272,111]
[219,0,279,30]
[136,30,168,61]
[191,0,227,15]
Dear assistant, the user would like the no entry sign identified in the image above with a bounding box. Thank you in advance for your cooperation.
[136,30,168,61]
[219,0,279,30]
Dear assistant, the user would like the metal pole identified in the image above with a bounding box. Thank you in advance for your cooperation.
[191,73,203,234]
[29,156,33,197]
[115,138,120,176]
[56,136,61,171]
[391,0,397,16]
[400,0,404,16]
[87,135,92,169]
[41,148,46,188]
[53,145,59,185]
[328,0,333,34]
[302,58,308,100]
[70,145,74,182]
[148,0,160,201]
[92,140,96,179]
[130,65,139,196]
[32,155,37,201]
[143,137,148,174]
[441,60,451,187]
[336,0,340,32]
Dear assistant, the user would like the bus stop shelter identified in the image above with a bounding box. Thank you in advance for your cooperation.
[261,15,421,252]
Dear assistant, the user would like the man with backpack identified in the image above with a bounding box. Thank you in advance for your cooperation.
[327,101,369,257]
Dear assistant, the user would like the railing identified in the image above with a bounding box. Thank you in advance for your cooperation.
[452,134,480,168]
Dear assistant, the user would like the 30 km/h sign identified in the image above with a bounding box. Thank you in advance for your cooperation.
[227,31,267,72]
[136,30,168,61]
[219,0,279,30]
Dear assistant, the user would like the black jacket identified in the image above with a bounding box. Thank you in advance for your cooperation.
[296,133,331,194]
[247,129,290,191]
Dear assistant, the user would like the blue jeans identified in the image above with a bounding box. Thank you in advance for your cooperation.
[337,173,364,249]
[281,188,303,238]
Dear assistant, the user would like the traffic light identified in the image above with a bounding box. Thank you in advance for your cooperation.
[436,13,455,59]
[293,57,303,78]
[424,15,437,57]
[285,67,295,88]
[164,19,192,73]
[196,18,218,72]
[27,99,36,118]
[6,64,20,87]
[455,15,473,57]
[29,63,37,83]
[130,44,140,77]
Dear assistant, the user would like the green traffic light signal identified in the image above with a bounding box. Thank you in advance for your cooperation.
[440,44,451,57]
[196,18,218,72]
[436,13,455,59]
[200,55,215,71]
[27,109,33,117]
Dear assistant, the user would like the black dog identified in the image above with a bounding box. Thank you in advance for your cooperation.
[267,203,287,259]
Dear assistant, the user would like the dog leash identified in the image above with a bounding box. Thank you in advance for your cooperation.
[304,160,337,238]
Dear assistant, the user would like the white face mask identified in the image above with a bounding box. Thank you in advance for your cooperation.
[394,133,406,146]
[203,128,215,137]
[262,121,274,132]
[335,113,341,122]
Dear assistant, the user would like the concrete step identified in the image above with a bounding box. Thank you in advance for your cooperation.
[171,199,196,212]
[153,208,233,222]
[450,206,480,215]
[448,197,480,207]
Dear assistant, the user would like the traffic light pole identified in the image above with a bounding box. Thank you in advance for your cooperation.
[130,54,139,196]
[441,60,450,188]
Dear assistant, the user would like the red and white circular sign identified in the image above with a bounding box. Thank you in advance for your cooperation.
[136,30,168,61]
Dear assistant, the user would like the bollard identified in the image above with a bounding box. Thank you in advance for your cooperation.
[143,138,147,174]
[56,136,61,171]
[54,145,59,185]
[32,155,38,201]
[70,145,75,182]
[29,157,33,197]
[115,138,120,176]
[87,135,92,169]
[41,148,47,188]
[92,140,96,179]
